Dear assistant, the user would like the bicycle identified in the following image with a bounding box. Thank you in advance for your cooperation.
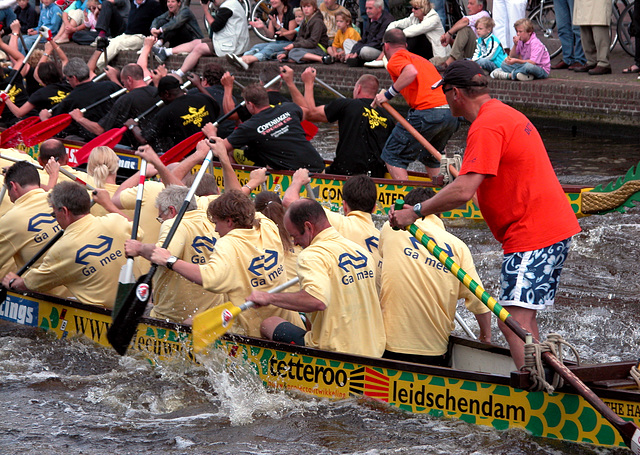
[616,0,636,56]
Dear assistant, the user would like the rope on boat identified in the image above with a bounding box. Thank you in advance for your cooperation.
[630,361,640,389]
[582,180,640,214]
[522,333,581,393]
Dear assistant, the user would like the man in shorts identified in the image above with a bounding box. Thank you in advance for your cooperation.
[390,60,581,368]
[372,28,459,180]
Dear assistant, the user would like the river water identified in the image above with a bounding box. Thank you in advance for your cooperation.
[0,118,639,454]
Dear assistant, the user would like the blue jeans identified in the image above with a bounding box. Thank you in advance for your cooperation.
[554,0,586,65]
[476,57,498,72]
[501,61,549,79]
[432,0,446,31]
[381,107,459,170]
[244,41,291,61]
[0,8,16,30]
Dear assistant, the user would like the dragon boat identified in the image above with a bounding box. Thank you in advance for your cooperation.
[12,138,640,219]
[1,289,639,452]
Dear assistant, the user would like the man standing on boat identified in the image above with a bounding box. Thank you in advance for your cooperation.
[248,198,386,358]
[372,28,459,181]
[282,66,391,177]
[380,187,491,366]
[390,60,581,369]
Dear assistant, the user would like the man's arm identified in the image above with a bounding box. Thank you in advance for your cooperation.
[207,137,244,192]
[282,168,310,208]
[112,163,159,209]
[282,66,329,123]
[135,145,183,187]
[69,109,105,136]
[474,312,491,343]
[248,288,326,312]
[372,64,418,107]
[150,246,203,285]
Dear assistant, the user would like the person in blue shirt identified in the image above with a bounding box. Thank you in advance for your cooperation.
[19,0,63,55]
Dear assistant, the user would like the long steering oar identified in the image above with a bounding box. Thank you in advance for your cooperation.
[107,148,215,355]
[393,199,640,454]
[192,277,300,353]
[113,159,147,317]
[21,86,131,147]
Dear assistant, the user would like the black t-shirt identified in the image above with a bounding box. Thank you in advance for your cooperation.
[324,98,393,178]
[187,85,235,138]
[24,66,40,96]
[0,69,30,125]
[227,102,324,172]
[28,82,72,112]
[52,80,122,141]
[99,85,160,147]
[144,93,220,153]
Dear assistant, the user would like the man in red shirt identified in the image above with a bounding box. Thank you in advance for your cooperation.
[390,60,581,369]
[372,28,458,180]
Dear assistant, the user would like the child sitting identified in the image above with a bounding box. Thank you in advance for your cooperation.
[293,7,303,32]
[328,11,360,63]
[14,0,38,36]
[491,18,550,81]
[277,0,329,64]
[472,16,507,73]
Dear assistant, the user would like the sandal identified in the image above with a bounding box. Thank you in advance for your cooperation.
[622,65,640,73]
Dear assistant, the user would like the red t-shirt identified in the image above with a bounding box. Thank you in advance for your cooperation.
[386,49,447,110]
[460,99,581,253]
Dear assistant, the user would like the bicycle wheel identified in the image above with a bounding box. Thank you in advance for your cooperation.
[251,0,276,42]
[609,0,624,51]
[616,2,635,56]
[528,3,562,59]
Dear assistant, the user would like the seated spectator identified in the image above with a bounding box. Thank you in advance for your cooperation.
[91,0,162,71]
[150,0,203,48]
[472,16,507,73]
[14,0,37,35]
[94,0,130,41]
[276,0,329,64]
[71,0,100,45]
[319,0,349,43]
[0,0,18,34]
[343,0,393,66]
[152,0,250,80]
[53,0,88,44]
[437,0,489,69]
[327,10,359,63]
[225,0,296,70]
[19,0,63,55]
[491,18,550,81]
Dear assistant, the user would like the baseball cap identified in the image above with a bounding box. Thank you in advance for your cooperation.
[431,60,488,90]
[157,76,181,93]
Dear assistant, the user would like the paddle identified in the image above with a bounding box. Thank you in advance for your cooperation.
[0,116,39,147]
[113,159,147,317]
[0,29,41,99]
[192,277,300,353]
[315,77,346,99]
[107,148,215,355]
[20,85,131,147]
[393,199,640,454]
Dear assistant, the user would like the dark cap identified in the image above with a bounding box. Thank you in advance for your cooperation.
[157,75,181,93]
[431,60,488,90]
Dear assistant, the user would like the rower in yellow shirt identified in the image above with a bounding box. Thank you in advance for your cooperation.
[125,185,224,323]
[37,139,95,190]
[248,199,386,358]
[2,181,135,309]
[149,190,305,337]
[379,187,491,365]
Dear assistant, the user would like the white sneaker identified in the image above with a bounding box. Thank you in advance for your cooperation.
[490,69,512,80]
[364,60,384,68]
[226,53,248,71]
[516,73,534,81]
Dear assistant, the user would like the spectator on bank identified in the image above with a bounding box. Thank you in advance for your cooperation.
[491,18,550,81]
[437,0,489,69]
[0,0,18,34]
[14,0,37,35]
[327,10,360,63]
[492,0,526,52]
[573,0,612,75]
[152,0,249,80]
[150,0,203,48]
[19,0,62,55]
[472,16,507,73]
[623,1,640,74]
[550,0,586,70]
[277,0,329,64]
[344,0,393,66]
[94,0,130,41]
[319,0,349,43]
[52,0,88,44]
[71,0,100,45]
[226,0,296,70]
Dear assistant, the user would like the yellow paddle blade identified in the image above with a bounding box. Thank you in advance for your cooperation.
[192,301,242,353]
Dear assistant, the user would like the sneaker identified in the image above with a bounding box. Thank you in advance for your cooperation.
[170,70,183,82]
[490,69,512,80]
[322,54,334,65]
[364,59,384,68]
[226,53,248,70]
[152,46,168,63]
[516,73,534,81]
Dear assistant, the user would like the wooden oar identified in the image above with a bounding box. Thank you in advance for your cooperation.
[393,199,640,454]
[107,148,216,355]
[381,101,458,179]
[192,277,300,353]
[113,159,147,317]
[20,86,131,147]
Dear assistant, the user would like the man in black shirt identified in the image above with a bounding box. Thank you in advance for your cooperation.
[137,76,220,153]
[186,63,236,138]
[39,58,122,142]
[69,63,160,148]
[283,66,391,177]
[204,83,324,172]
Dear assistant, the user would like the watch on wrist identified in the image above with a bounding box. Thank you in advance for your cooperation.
[166,256,178,270]
[413,202,422,218]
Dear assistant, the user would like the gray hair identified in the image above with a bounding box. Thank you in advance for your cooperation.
[48,181,91,216]
[370,0,384,9]
[155,185,197,213]
[63,57,90,82]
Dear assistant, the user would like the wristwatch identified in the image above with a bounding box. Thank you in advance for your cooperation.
[413,202,422,218]
[166,256,179,270]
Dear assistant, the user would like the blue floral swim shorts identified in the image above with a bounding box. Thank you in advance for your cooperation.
[499,238,573,310]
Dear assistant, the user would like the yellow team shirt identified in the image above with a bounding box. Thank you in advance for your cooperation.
[379,217,489,356]
[91,182,129,217]
[151,209,224,322]
[196,194,219,212]
[332,26,361,51]
[23,213,134,308]
[199,217,304,337]
[300,227,385,357]
[0,149,40,217]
